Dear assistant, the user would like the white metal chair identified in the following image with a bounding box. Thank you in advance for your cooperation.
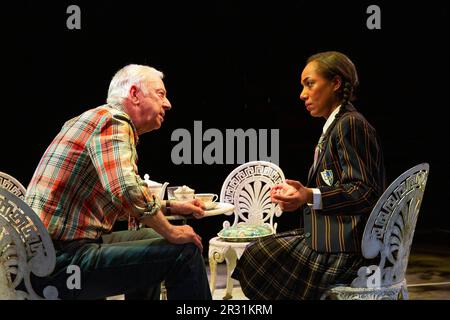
[208,161,285,299]
[321,163,430,300]
[0,172,58,299]
[0,171,27,200]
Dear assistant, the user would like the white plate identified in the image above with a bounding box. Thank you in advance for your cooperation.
[166,202,234,220]
[203,202,234,217]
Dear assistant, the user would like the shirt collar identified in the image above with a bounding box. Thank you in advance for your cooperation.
[322,105,341,134]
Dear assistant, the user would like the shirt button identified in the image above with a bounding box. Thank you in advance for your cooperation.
[304,232,311,238]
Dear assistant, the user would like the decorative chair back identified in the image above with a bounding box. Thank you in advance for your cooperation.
[0,171,27,200]
[0,174,58,300]
[322,163,430,300]
[219,160,285,233]
[209,161,285,299]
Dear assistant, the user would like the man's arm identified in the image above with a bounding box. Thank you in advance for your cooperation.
[161,199,206,219]
[87,112,160,218]
[88,112,203,250]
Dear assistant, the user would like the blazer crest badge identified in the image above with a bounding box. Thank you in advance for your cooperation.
[320,169,334,186]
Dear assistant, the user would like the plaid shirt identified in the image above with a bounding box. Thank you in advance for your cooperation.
[25,105,160,241]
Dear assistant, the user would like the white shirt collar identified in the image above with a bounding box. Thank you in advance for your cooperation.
[322,105,341,134]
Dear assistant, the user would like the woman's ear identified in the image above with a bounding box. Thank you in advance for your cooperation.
[332,76,342,93]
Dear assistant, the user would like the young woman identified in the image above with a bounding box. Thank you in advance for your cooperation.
[233,51,386,300]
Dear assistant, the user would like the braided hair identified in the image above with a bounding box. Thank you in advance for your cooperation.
[306,51,359,109]
[342,81,353,108]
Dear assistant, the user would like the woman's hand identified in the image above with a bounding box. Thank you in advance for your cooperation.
[170,199,206,219]
[271,179,313,212]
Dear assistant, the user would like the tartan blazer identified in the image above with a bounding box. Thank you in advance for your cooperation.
[303,104,386,253]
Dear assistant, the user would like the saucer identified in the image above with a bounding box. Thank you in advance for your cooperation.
[205,202,219,210]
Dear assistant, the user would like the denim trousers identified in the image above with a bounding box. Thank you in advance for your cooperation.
[33,228,212,300]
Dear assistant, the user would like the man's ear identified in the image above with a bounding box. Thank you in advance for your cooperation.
[129,85,140,104]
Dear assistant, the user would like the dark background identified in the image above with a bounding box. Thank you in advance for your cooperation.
[2,1,449,253]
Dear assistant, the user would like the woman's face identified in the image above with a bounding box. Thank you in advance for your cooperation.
[300,61,341,119]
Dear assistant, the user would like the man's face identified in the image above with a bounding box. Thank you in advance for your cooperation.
[134,77,172,134]
[299,61,340,119]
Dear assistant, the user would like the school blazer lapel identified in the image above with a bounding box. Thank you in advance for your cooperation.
[307,104,353,186]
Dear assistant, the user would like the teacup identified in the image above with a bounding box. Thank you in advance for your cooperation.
[195,193,218,209]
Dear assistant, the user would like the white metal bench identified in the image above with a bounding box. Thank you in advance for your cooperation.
[321,163,430,300]
[0,171,58,299]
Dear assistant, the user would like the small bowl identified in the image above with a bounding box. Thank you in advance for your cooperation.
[174,185,195,201]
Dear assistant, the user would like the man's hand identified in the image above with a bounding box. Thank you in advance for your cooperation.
[165,224,203,252]
[170,199,206,219]
[140,211,204,251]
[270,179,312,212]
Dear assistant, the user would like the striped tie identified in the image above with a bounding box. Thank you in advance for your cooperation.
[313,133,325,169]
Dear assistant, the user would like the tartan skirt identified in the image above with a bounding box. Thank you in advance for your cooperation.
[232,228,365,300]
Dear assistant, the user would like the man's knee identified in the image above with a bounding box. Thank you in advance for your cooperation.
[180,243,201,258]
[177,243,206,268]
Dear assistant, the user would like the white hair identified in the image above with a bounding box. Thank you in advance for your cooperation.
[107,64,164,108]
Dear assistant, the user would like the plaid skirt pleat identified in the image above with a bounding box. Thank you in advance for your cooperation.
[232,228,365,300]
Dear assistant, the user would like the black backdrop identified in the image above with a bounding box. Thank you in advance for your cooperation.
[2,1,449,253]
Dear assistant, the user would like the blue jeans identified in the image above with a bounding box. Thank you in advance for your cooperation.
[34,228,212,300]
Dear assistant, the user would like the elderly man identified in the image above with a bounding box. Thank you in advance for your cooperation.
[25,64,212,300]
